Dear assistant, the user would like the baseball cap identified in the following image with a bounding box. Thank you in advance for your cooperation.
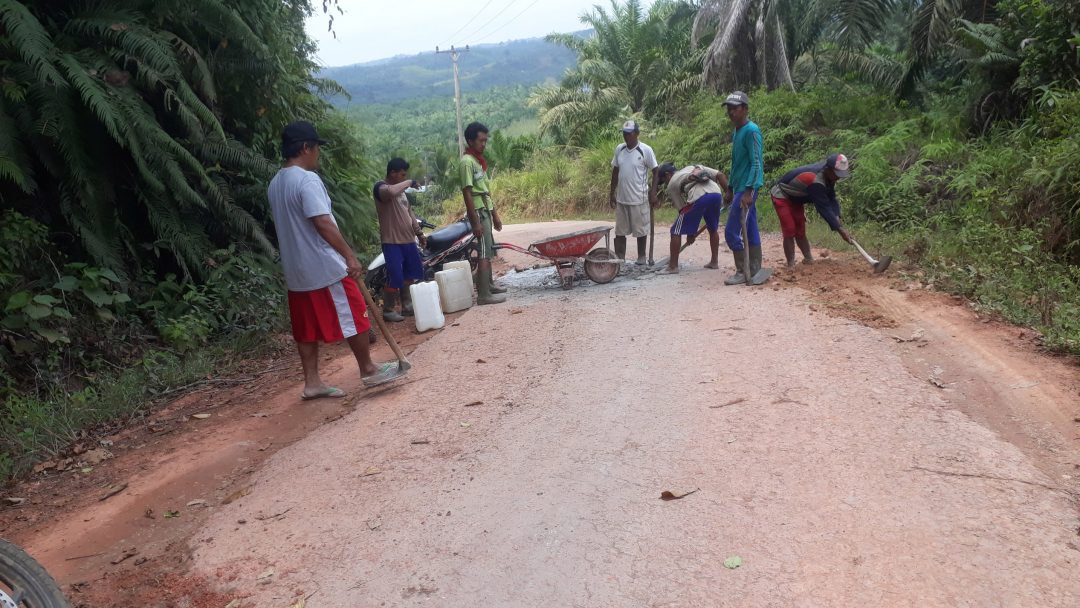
[722,91,749,107]
[657,162,677,184]
[621,120,640,133]
[826,153,850,178]
[281,121,328,148]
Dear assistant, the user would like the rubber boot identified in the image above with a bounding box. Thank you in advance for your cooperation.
[635,236,647,265]
[724,251,746,285]
[477,264,506,305]
[382,290,405,322]
[795,236,814,264]
[401,285,414,316]
[614,236,627,260]
[749,245,763,277]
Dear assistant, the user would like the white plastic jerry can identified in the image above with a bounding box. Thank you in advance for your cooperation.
[409,281,445,332]
[443,260,475,295]
[435,268,473,314]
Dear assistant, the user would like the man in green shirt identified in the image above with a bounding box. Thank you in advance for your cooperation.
[721,91,770,285]
[460,121,506,305]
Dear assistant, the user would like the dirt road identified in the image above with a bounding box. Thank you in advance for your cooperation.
[9,222,1080,606]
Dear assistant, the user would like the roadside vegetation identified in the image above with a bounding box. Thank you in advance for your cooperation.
[1,0,1077,479]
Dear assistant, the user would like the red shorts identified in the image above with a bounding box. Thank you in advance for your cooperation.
[287,277,371,343]
[772,196,807,238]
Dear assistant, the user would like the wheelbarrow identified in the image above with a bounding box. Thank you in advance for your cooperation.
[495,226,620,290]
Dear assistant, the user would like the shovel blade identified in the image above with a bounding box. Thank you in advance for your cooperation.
[750,268,773,285]
[873,256,892,274]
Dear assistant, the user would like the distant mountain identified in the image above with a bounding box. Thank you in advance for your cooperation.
[321,34,583,105]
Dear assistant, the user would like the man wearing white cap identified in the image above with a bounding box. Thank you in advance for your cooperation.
[720,91,769,285]
[608,119,659,264]
[770,153,854,267]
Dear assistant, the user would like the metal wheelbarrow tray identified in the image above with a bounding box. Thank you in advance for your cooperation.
[495,226,620,289]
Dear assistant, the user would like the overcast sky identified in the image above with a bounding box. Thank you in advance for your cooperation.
[306,0,658,67]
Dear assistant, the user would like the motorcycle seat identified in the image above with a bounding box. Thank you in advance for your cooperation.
[425,220,471,253]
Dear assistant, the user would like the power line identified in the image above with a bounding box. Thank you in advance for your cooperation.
[472,0,545,44]
[437,0,496,48]
[458,0,521,43]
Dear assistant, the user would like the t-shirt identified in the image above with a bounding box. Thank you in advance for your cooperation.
[770,163,842,230]
[267,166,347,292]
[611,142,658,205]
[729,121,764,192]
[665,165,725,209]
[460,154,492,210]
[373,180,419,244]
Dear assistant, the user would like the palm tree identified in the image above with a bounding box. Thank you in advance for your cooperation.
[0,0,371,279]
[692,0,896,92]
[531,0,702,145]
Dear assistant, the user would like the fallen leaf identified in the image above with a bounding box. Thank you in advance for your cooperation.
[111,548,138,565]
[257,568,275,580]
[32,461,55,474]
[476,358,487,364]
[659,488,699,501]
[163,510,180,519]
[251,412,270,418]
[723,556,742,569]
[133,556,148,566]
[99,483,128,501]
[222,486,252,505]
[186,499,208,508]
[460,422,471,428]
[82,448,112,465]
[288,600,306,608]
[367,518,382,530]
[410,439,430,445]
[190,413,211,420]
[710,398,745,409]
[225,600,242,608]
[509,308,525,314]
[80,467,94,474]
[358,468,381,478]
[4,497,25,506]
[463,401,483,407]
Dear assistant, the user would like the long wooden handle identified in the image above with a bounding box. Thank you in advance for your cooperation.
[850,237,878,265]
[355,278,408,365]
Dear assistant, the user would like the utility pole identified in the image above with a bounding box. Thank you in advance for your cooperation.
[436,45,469,157]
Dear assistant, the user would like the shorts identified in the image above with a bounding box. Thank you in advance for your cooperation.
[381,242,424,289]
[476,208,496,259]
[287,277,371,343]
[615,202,650,237]
[772,196,807,238]
[671,193,722,236]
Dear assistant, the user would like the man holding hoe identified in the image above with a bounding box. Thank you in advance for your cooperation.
[609,120,659,264]
[721,91,771,286]
[655,163,729,273]
[268,121,404,399]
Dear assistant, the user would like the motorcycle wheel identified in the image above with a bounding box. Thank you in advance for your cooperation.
[0,539,69,608]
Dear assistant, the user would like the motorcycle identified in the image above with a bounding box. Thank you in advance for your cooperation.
[0,538,69,607]
[364,217,477,301]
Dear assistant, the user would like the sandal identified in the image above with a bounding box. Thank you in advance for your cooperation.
[301,386,346,401]
[362,362,407,387]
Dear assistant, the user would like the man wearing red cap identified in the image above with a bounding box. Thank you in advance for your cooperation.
[769,153,854,267]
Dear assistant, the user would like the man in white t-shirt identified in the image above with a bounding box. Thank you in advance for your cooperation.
[268,121,405,399]
[608,120,659,264]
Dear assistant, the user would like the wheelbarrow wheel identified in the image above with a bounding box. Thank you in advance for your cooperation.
[584,248,620,284]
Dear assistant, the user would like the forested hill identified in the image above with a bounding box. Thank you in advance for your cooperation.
[320,34,582,104]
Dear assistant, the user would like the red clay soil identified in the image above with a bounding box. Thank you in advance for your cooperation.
[2,224,1078,607]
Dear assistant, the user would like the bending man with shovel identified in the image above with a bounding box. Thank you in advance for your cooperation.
[770,153,891,273]
[655,163,729,273]
[721,91,771,286]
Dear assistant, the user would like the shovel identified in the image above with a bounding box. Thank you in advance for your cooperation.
[355,278,412,381]
[851,237,892,273]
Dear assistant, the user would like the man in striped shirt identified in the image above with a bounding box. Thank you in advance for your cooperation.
[721,91,768,285]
